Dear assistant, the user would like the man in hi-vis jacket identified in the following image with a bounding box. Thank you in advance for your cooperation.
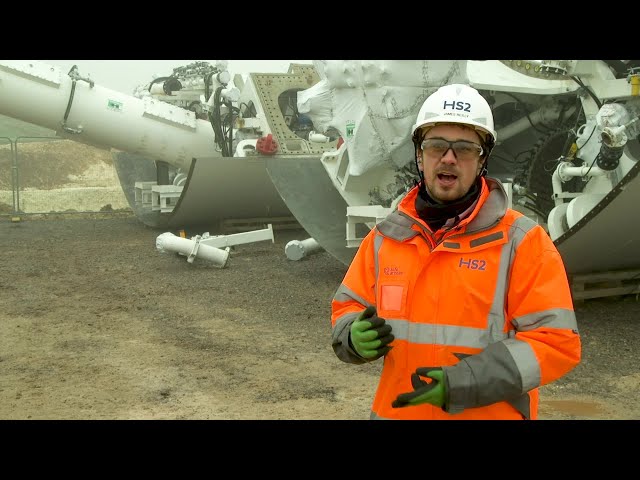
[330,83,581,420]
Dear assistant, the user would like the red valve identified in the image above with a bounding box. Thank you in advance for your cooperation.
[256,134,278,155]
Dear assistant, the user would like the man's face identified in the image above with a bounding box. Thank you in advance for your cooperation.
[418,124,485,203]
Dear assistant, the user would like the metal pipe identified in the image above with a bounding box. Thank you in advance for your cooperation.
[285,238,323,261]
[156,232,230,268]
[552,162,608,206]
[497,105,576,143]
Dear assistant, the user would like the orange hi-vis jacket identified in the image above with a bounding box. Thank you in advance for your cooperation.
[331,177,581,420]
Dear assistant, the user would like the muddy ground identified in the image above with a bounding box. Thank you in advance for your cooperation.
[0,213,638,420]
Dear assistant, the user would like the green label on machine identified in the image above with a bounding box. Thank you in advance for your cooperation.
[107,99,123,112]
[346,121,355,138]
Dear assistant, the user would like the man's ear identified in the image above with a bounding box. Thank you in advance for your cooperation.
[415,147,424,171]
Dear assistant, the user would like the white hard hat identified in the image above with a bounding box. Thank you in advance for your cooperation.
[411,83,497,147]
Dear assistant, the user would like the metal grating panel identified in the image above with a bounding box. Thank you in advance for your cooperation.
[250,66,338,156]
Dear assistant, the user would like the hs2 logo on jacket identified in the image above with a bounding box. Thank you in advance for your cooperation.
[383,266,403,276]
[458,258,486,270]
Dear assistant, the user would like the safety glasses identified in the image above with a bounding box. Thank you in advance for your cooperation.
[421,138,484,161]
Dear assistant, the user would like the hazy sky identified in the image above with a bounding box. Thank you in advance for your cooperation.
[41,60,313,95]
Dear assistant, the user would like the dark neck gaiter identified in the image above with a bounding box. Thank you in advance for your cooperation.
[415,177,482,231]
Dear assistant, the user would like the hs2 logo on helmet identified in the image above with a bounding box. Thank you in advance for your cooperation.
[443,100,471,112]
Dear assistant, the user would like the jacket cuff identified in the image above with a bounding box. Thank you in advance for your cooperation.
[442,364,473,415]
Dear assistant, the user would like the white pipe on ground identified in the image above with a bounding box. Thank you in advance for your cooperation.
[285,238,323,261]
[156,232,229,268]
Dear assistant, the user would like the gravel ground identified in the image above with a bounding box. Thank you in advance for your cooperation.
[0,213,638,420]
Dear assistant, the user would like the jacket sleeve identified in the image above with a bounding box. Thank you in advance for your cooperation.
[443,224,582,414]
[330,228,379,364]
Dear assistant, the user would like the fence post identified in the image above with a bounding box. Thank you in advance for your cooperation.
[0,137,18,219]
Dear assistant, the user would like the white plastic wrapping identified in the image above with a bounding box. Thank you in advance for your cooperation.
[297,60,469,176]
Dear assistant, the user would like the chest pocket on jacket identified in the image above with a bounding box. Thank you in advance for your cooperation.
[374,233,417,317]
[380,284,406,312]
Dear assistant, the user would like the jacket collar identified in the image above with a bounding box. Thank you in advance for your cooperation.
[397,177,509,232]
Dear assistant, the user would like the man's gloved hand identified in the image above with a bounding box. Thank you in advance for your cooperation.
[392,367,446,409]
[349,306,394,359]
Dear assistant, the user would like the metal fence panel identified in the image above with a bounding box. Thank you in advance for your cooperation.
[0,136,131,216]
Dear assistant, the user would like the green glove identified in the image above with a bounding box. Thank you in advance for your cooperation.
[392,367,446,408]
[349,306,394,359]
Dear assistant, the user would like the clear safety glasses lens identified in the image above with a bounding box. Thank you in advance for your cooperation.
[421,138,483,160]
